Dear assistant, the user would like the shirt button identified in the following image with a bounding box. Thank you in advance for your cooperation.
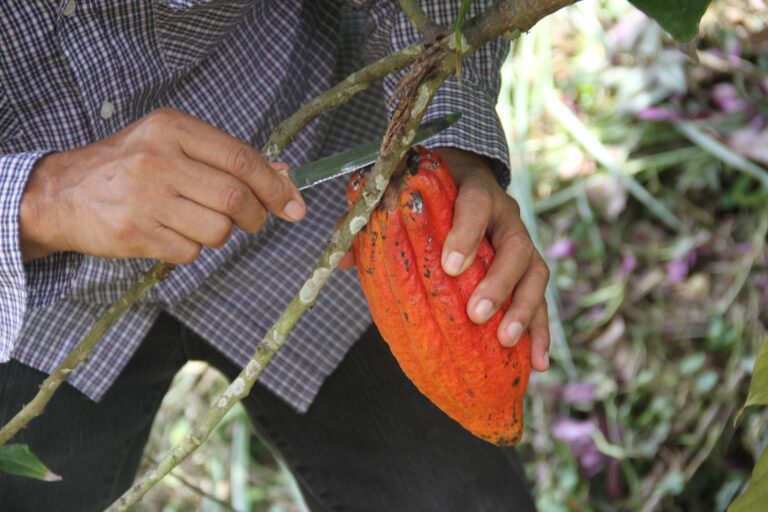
[62,0,77,17]
[99,100,115,120]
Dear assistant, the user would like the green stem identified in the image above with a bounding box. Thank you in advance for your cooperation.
[0,261,174,446]
[109,54,456,512]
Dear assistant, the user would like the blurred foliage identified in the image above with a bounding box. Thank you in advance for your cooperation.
[498,0,768,510]
[138,0,767,510]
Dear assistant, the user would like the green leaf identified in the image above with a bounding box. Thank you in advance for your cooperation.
[0,444,61,481]
[628,0,712,41]
[729,446,768,512]
[736,337,768,423]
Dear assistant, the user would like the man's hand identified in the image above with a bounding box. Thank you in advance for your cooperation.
[339,147,551,371]
[435,147,550,372]
[19,108,306,264]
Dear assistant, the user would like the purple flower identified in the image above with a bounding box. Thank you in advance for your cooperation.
[666,249,697,284]
[712,83,750,114]
[552,418,607,478]
[621,253,637,276]
[636,106,682,122]
[547,237,575,260]
[562,381,597,406]
[666,259,689,284]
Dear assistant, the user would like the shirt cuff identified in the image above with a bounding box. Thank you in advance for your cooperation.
[0,151,81,360]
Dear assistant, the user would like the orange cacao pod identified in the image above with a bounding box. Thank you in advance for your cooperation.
[347,145,531,446]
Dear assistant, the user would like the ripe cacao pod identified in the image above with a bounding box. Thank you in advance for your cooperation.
[347,145,531,446]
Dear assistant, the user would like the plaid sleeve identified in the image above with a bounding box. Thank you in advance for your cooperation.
[356,0,511,187]
[0,151,82,360]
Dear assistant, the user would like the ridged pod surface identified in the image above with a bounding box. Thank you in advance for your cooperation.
[347,146,531,445]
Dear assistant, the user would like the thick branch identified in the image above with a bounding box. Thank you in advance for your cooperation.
[463,0,578,52]
[109,53,456,512]
[0,261,175,446]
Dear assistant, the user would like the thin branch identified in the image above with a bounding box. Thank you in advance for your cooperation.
[0,261,174,446]
[263,42,424,160]
[109,50,456,512]
[397,0,435,35]
[0,30,423,450]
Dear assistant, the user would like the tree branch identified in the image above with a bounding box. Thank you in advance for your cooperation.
[109,49,456,512]
[110,0,579,504]
[0,37,424,450]
[0,261,175,446]
[396,0,436,35]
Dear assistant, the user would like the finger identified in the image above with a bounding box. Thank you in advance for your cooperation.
[145,224,203,265]
[528,303,551,371]
[466,214,534,324]
[337,251,356,270]
[441,176,494,276]
[170,160,267,233]
[161,110,305,222]
[496,254,550,347]
[159,197,235,249]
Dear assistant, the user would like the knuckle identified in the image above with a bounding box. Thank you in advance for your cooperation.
[534,257,551,282]
[227,145,256,179]
[113,214,138,242]
[208,218,232,248]
[140,108,178,136]
[221,183,249,216]
[129,149,161,172]
[461,183,494,211]
[501,232,534,260]
[503,195,521,215]
[175,243,202,264]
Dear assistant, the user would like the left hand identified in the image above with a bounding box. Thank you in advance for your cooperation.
[433,147,551,372]
[338,147,551,372]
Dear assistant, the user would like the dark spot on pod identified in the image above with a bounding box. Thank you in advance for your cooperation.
[400,250,406,259]
[403,311,409,322]
[424,267,431,278]
[394,240,400,247]
[406,149,422,167]
[365,267,374,275]
[408,192,424,214]
[512,376,520,387]
[404,258,410,271]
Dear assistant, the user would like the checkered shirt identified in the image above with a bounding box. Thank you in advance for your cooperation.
[0,0,509,412]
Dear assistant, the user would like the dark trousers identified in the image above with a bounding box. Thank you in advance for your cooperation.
[0,313,535,511]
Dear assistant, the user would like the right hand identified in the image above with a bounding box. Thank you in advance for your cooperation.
[19,108,306,263]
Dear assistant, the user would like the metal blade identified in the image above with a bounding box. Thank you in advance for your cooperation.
[287,112,461,190]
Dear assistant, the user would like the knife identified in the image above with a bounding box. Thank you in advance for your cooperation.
[287,112,461,190]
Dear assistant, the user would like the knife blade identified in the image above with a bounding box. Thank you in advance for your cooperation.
[287,112,461,191]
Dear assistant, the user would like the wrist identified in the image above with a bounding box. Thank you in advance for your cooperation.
[20,152,69,262]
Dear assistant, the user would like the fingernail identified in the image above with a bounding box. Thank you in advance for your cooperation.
[272,162,290,176]
[283,200,305,221]
[444,251,464,275]
[474,299,493,321]
[505,322,523,346]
